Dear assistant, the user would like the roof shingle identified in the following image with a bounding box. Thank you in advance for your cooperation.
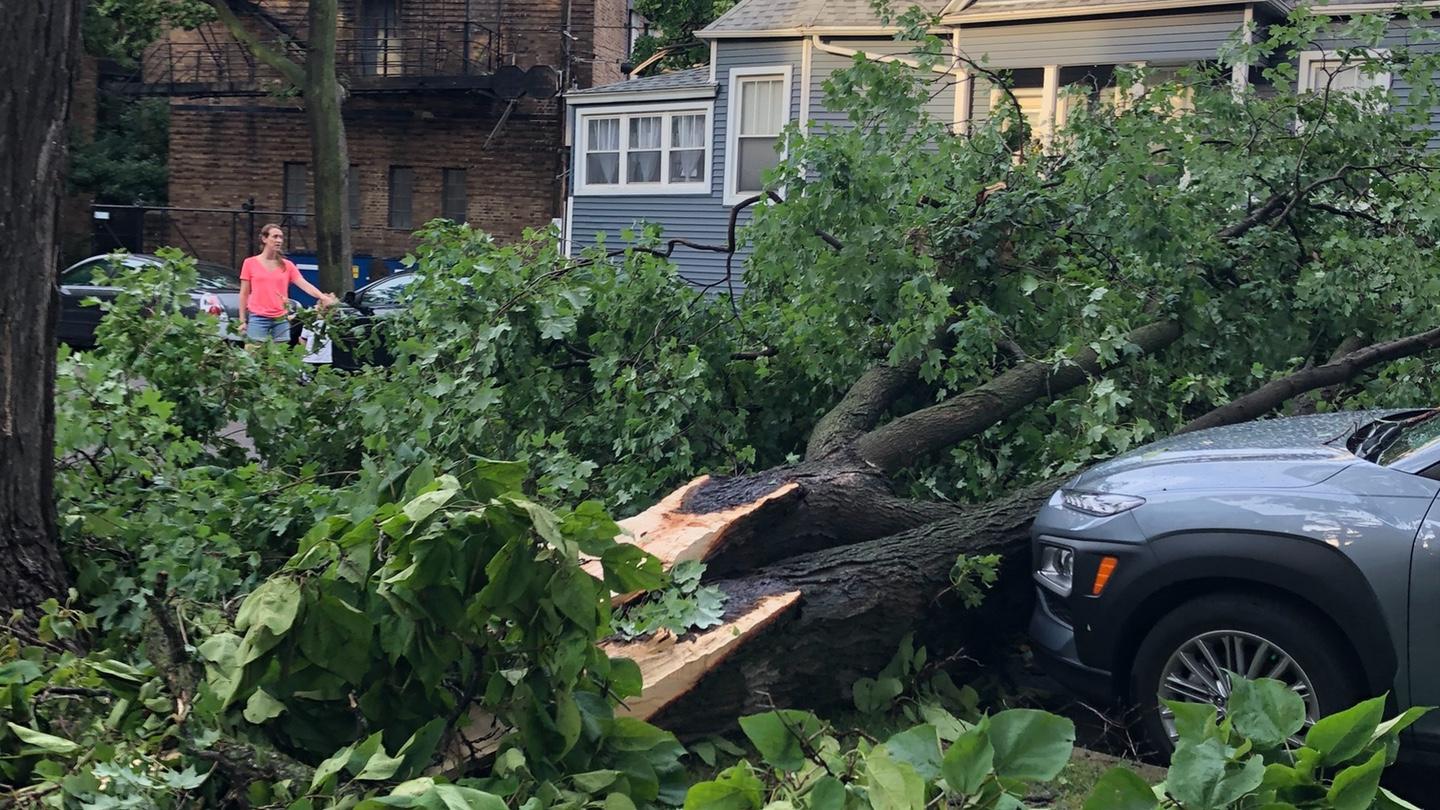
[702,0,949,35]
[568,67,714,97]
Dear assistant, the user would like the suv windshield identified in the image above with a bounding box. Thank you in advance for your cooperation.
[1370,410,1440,466]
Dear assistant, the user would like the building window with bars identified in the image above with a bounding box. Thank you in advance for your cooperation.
[441,168,468,222]
[388,166,413,229]
[283,162,309,226]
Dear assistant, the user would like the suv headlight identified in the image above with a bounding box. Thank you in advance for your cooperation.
[1037,544,1074,595]
[1061,489,1145,517]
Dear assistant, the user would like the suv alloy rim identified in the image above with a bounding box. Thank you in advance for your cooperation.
[1156,629,1320,743]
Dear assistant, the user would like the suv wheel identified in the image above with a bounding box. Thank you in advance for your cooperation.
[1129,592,1362,757]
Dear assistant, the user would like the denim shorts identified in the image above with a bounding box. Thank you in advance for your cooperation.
[246,314,291,343]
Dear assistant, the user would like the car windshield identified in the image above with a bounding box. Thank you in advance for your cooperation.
[193,261,240,290]
[1369,410,1440,466]
[359,274,415,307]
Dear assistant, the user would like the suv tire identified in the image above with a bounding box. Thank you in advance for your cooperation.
[1129,591,1363,758]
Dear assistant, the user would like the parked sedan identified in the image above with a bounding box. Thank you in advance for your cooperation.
[58,254,241,348]
[1029,409,1440,758]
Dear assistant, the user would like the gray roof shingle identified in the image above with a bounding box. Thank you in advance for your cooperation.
[567,67,715,98]
[702,0,949,35]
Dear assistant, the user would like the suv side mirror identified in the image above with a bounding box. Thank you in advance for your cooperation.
[342,290,357,306]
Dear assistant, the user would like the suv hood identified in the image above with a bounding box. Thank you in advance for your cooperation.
[1069,410,1408,494]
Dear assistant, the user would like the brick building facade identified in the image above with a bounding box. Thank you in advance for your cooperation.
[141,0,629,270]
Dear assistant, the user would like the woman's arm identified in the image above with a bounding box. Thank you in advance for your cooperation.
[238,279,251,323]
[292,275,338,307]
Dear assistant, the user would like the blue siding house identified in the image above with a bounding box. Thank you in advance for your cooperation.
[562,0,1414,286]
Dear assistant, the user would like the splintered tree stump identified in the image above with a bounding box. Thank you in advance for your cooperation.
[598,590,802,720]
[580,475,802,601]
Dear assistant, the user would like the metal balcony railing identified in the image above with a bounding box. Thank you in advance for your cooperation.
[113,20,500,97]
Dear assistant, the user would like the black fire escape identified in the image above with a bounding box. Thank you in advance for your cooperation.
[105,0,559,101]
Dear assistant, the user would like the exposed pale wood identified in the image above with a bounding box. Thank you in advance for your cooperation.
[599,590,802,720]
[444,590,801,772]
[582,475,802,598]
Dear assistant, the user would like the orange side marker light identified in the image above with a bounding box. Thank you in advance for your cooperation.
[1092,556,1118,596]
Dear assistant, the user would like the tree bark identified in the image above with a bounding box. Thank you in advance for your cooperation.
[305,0,354,295]
[653,480,1058,735]
[0,0,82,620]
[854,320,1181,474]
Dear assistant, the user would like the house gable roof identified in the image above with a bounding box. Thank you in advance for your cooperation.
[701,0,949,37]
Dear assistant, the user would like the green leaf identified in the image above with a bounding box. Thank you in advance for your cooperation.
[1376,786,1425,810]
[1164,700,1219,741]
[356,741,406,781]
[1082,768,1160,810]
[5,722,80,755]
[986,709,1075,781]
[1304,695,1386,765]
[864,748,926,810]
[605,793,639,810]
[852,676,903,714]
[685,765,764,810]
[1166,738,1266,810]
[882,724,942,781]
[311,743,354,792]
[806,776,846,810]
[1327,748,1386,810]
[1228,677,1306,749]
[738,710,824,772]
[402,477,459,523]
[0,660,43,685]
[609,657,644,699]
[940,725,994,795]
[572,770,622,793]
[395,718,448,781]
[243,688,287,724]
[1371,706,1431,744]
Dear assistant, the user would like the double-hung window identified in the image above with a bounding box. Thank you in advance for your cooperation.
[578,107,711,194]
[726,66,791,203]
[1299,50,1390,104]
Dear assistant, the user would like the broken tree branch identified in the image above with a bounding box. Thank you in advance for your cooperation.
[1179,324,1440,434]
[853,320,1182,474]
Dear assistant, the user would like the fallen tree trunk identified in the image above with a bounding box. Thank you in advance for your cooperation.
[652,480,1057,735]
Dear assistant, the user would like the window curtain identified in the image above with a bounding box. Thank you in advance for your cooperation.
[670,114,705,183]
[586,118,620,184]
[628,116,662,182]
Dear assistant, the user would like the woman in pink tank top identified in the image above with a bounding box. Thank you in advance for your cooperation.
[239,223,338,343]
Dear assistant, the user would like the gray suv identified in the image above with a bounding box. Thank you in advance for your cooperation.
[1029,409,1440,757]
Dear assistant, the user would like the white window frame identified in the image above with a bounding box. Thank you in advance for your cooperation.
[574,102,713,196]
[725,65,793,205]
[1298,48,1391,99]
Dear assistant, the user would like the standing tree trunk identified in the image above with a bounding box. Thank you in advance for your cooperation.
[0,0,82,621]
[204,0,353,294]
[305,0,354,295]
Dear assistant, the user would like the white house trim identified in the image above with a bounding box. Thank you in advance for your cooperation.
[568,87,718,106]
[799,37,813,131]
[1297,48,1392,95]
[724,64,793,205]
[1309,1,1440,12]
[709,40,717,83]
[563,195,574,257]
[575,101,714,196]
